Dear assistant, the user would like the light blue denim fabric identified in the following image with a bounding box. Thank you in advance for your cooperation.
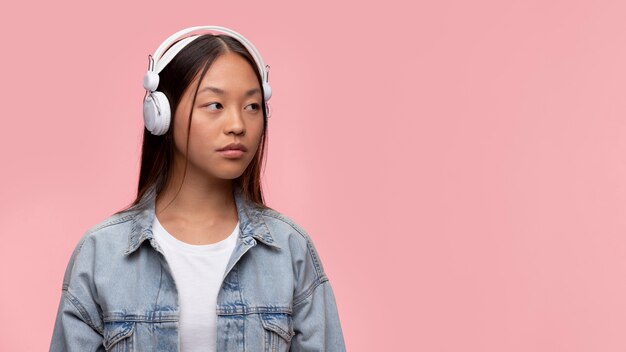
[49,186,346,351]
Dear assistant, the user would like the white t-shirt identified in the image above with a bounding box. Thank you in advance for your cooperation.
[152,215,239,352]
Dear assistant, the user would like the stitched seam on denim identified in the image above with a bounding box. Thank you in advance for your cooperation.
[262,211,330,308]
[261,212,324,278]
[62,215,135,290]
[236,266,246,350]
[255,214,281,249]
[103,315,179,322]
[64,289,103,334]
[88,213,135,234]
[305,240,323,279]
[104,323,133,347]
[293,276,329,307]
[216,306,292,315]
[153,256,164,316]
[241,205,280,249]
[260,316,293,340]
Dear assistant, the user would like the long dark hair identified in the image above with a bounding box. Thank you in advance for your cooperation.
[114,34,271,215]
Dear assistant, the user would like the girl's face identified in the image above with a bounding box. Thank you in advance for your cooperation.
[172,52,265,182]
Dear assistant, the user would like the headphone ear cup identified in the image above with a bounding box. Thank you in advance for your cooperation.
[263,82,272,101]
[143,91,171,135]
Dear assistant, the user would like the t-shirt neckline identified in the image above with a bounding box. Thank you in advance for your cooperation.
[152,215,239,255]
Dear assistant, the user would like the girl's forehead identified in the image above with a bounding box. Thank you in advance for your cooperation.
[185,53,260,94]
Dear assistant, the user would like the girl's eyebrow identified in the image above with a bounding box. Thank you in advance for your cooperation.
[199,86,262,97]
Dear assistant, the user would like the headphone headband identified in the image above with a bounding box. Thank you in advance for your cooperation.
[149,25,269,84]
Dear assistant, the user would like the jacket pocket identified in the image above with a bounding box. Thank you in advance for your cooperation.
[103,321,134,352]
[260,312,295,351]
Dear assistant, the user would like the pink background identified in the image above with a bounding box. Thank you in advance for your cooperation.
[2,0,626,350]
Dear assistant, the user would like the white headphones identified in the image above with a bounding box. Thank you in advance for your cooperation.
[142,25,272,136]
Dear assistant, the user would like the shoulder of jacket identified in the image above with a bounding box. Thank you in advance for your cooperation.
[62,209,138,290]
[259,207,330,296]
[259,207,312,242]
[76,210,137,246]
[88,210,136,235]
[260,207,328,271]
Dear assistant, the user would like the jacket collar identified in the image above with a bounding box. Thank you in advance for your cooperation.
[124,186,280,255]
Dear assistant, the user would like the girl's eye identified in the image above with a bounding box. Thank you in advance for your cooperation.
[205,102,222,110]
[246,103,261,111]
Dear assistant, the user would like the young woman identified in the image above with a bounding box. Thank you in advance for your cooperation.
[50,26,346,352]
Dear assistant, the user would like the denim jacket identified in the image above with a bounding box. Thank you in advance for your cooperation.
[49,186,346,351]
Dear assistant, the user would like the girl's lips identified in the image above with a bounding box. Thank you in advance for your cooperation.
[217,149,245,158]
[217,142,247,152]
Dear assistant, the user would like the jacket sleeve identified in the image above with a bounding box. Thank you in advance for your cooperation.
[49,290,105,352]
[290,279,346,351]
[289,234,346,351]
[49,233,105,352]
